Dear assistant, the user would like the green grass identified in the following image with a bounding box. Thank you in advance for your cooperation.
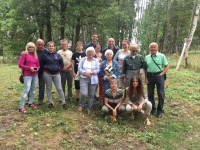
[0,52,200,149]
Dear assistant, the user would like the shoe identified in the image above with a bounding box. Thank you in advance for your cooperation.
[63,104,68,110]
[48,103,54,109]
[38,100,43,105]
[76,98,79,104]
[157,112,162,118]
[68,97,73,102]
[28,104,37,109]
[151,110,155,115]
[117,115,122,120]
[19,108,27,113]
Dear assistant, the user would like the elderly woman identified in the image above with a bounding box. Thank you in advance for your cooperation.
[78,47,99,114]
[125,76,152,126]
[122,44,145,88]
[113,38,130,89]
[100,49,120,94]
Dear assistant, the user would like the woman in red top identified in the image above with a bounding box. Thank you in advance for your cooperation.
[18,42,40,113]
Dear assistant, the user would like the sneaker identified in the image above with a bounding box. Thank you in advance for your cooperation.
[117,115,122,120]
[63,104,68,110]
[38,100,43,105]
[28,104,37,109]
[68,97,73,102]
[48,103,54,109]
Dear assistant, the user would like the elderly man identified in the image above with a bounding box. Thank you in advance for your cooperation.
[144,42,169,118]
[102,38,120,61]
[122,44,145,88]
[85,33,99,49]
[57,39,73,101]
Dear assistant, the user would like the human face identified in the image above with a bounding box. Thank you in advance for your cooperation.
[61,41,68,51]
[76,44,83,52]
[110,81,118,90]
[130,46,138,56]
[36,40,44,51]
[149,43,158,55]
[122,41,129,50]
[92,34,98,43]
[95,44,101,53]
[132,78,138,88]
[108,38,115,48]
[106,52,113,61]
[28,46,35,53]
[87,50,94,59]
[48,44,55,53]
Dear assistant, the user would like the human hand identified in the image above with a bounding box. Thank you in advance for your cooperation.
[73,72,76,78]
[84,72,92,78]
[30,67,36,72]
[159,72,164,77]
[21,51,26,55]
[124,77,126,83]
[113,109,117,116]
[139,69,144,75]
[132,104,138,111]
[145,78,149,84]
[137,104,143,112]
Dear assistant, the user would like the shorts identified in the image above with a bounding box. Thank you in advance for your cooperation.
[74,80,80,90]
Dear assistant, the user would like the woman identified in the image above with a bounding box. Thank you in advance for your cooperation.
[41,41,67,110]
[125,76,152,126]
[113,38,130,89]
[78,47,99,114]
[18,42,40,113]
[94,43,104,101]
[101,79,125,119]
[100,49,120,94]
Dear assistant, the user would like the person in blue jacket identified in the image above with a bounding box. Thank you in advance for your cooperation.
[41,41,68,110]
[100,49,120,94]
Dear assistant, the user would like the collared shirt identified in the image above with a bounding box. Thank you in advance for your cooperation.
[122,53,145,75]
[101,46,120,61]
[144,52,168,72]
[57,49,73,70]
[85,42,96,49]
[105,88,123,104]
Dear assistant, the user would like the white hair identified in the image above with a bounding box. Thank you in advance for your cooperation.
[105,49,113,56]
[86,47,95,55]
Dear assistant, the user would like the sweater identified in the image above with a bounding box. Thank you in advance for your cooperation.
[18,53,40,76]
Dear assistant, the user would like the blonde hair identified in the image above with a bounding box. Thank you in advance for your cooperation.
[25,42,38,59]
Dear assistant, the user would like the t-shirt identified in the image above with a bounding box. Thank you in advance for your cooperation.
[72,52,86,73]
[105,88,123,104]
[57,49,73,70]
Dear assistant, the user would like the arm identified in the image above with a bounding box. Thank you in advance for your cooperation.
[58,54,64,70]
[91,59,99,75]
[78,58,86,75]
[113,50,120,61]
[99,61,108,80]
[112,60,120,79]
[71,60,76,77]
[159,64,169,76]
[18,54,30,70]
[139,56,145,75]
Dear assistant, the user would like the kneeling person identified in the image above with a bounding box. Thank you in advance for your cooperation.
[101,79,125,119]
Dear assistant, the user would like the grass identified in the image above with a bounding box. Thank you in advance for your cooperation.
[0,52,200,149]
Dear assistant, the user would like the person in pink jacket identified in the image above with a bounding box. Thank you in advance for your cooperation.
[18,42,40,113]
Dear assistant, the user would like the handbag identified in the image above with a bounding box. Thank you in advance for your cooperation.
[19,55,27,84]
[151,56,167,80]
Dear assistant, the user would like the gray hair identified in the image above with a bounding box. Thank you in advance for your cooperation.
[130,44,138,50]
[105,49,113,56]
[86,47,95,55]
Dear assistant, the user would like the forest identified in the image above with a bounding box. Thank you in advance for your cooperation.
[0,0,200,56]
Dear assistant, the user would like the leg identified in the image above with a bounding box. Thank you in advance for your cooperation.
[52,74,66,104]
[79,78,89,108]
[43,72,53,104]
[156,76,165,113]
[38,71,45,102]
[147,75,156,113]
[28,75,38,105]
[87,83,97,111]
[126,104,134,119]
[60,71,67,95]
[117,104,125,114]
[143,101,152,126]
[98,73,104,100]
[66,70,73,100]
[101,105,109,114]
[20,76,32,109]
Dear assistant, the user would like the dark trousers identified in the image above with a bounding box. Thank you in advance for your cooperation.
[60,70,73,98]
[38,71,45,101]
[147,74,165,113]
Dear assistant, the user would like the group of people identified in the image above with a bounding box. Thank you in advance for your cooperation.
[18,33,169,126]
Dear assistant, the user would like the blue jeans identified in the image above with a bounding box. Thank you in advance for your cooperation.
[38,71,45,101]
[20,75,38,108]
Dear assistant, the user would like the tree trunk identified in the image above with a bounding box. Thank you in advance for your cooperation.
[75,17,81,45]
[184,4,200,66]
[60,0,67,40]
[46,8,52,41]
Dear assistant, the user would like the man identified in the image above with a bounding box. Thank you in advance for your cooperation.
[57,39,73,101]
[36,39,48,105]
[144,42,169,118]
[85,33,99,49]
[122,44,145,88]
[102,38,120,61]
